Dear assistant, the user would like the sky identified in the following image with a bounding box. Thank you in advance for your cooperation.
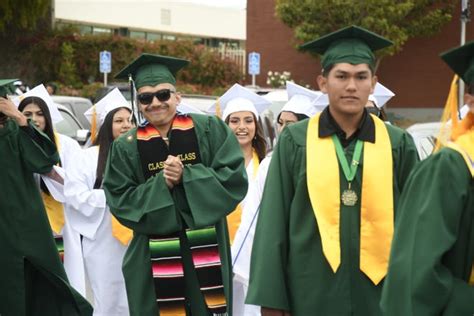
[176,0,246,9]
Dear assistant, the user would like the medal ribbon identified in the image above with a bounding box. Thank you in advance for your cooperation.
[332,135,363,184]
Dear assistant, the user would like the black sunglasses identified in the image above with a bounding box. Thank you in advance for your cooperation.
[137,89,175,105]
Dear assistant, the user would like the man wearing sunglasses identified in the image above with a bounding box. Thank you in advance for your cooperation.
[103,53,248,316]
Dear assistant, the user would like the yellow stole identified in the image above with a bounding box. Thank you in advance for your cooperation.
[307,113,393,285]
[111,216,133,246]
[227,150,259,244]
[42,133,65,235]
[446,131,474,285]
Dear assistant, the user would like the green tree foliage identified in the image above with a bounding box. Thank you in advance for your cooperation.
[276,0,456,61]
[58,42,79,87]
[0,0,50,33]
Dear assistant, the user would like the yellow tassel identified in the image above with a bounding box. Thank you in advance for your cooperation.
[90,105,97,143]
[215,98,222,119]
[435,75,459,151]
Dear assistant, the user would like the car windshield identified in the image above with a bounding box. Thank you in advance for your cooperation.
[55,109,82,138]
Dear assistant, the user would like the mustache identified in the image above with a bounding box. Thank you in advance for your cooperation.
[145,103,170,111]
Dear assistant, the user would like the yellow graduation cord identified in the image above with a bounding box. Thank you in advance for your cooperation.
[227,150,259,244]
[42,133,65,235]
[307,113,393,285]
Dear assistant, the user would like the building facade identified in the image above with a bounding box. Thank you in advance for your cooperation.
[246,0,473,108]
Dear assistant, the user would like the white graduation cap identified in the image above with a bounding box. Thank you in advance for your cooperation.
[281,81,323,117]
[208,83,272,121]
[177,102,204,114]
[84,88,130,126]
[12,84,63,124]
[369,82,395,108]
[313,82,395,110]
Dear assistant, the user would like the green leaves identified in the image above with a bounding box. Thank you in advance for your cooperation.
[276,0,455,62]
[0,0,50,33]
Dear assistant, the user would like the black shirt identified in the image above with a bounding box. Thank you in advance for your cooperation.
[318,107,375,148]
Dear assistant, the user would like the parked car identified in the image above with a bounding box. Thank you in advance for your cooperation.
[406,122,442,160]
[55,103,90,146]
[52,95,93,129]
[182,94,217,113]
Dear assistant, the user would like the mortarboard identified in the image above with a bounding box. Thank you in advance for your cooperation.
[440,41,474,85]
[208,83,272,121]
[84,87,131,126]
[0,79,18,97]
[281,81,323,117]
[300,25,392,70]
[115,53,189,89]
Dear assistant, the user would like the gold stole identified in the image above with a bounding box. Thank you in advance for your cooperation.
[43,133,65,235]
[446,131,474,285]
[111,216,133,246]
[307,113,393,285]
[227,150,259,244]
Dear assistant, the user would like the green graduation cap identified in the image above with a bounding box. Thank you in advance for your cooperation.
[440,41,474,85]
[300,25,393,70]
[0,79,18,97]
[115,53,189,89]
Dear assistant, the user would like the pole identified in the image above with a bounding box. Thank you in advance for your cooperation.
[104,73,108,87]
[252,74,256,87]
[459,0,471,109]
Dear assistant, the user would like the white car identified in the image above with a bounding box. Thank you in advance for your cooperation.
[406,122,443,160]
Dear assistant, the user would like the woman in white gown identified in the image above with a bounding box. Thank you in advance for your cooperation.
[15,84,86,297]
[210,83,271,316]
[231,82,323,316]
[65,88,133,316]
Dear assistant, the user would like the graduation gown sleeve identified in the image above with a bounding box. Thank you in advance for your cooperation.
[64,146,107,239]
[103,114,248,234]
[246,128,298,311]
[381,148,474,316]
[19,122,59,173]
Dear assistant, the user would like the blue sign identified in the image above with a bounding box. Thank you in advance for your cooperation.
[248,52,260,75]
[100,51,112,73]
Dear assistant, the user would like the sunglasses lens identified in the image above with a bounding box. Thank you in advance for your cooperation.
[156,89,171,102]
[138,93,154,105]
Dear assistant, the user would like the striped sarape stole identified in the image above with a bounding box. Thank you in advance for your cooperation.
[150,228,226,315]
[137,114,228,315]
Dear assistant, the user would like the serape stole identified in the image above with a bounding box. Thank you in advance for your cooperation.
[137,114,227,315]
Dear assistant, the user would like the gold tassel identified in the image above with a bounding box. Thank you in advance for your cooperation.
[215,98,222,118]
[90,105,97,143]
[435,75,458,151]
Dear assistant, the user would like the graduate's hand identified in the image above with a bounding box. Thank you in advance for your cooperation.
[163,155,184,188]
[0,97,27,126]
[43,168,64,185]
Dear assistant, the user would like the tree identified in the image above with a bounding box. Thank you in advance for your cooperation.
[276,0,456,66]
[0,0,50,33]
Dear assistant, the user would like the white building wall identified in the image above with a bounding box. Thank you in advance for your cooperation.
[54,0,246,40]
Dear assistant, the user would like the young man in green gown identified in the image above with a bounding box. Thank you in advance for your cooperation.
[246,26,419,316]
[103,54,248,316]
[381,41,474,316]
[0,80,92,316]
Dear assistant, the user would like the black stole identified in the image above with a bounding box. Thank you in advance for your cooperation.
[136,114,227,316]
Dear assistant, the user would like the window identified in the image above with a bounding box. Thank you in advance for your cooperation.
[130,31,146,39]
[161,9,171,25]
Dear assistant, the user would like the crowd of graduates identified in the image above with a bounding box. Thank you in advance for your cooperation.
[0,25,472,316]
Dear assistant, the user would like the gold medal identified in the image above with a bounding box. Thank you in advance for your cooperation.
[341,189,358,206]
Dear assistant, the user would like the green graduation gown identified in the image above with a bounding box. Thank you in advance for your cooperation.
[103,113,248,316]
[380,147,474,315]
[0,120,92,316]
[246,118,419,315]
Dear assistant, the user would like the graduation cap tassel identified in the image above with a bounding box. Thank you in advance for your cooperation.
[128,74,139,126]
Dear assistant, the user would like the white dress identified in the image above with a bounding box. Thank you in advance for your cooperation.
[231,156,267,316]
[64,146,129,316]
[37,133,87,297]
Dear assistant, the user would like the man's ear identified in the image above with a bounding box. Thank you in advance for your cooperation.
[317,75,328,93]
[370,75,378,94]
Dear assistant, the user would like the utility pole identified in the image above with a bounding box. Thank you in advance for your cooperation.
[460,0,471,108]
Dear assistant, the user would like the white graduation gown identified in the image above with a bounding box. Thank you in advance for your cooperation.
[37,133,87,297]
[64,146,129,316]
[231,156,266,316]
